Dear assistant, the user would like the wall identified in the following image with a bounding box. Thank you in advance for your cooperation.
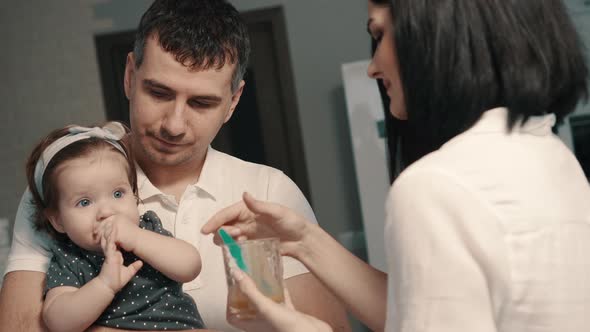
[0,0,108,227]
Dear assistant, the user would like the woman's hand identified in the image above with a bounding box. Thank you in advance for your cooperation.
[202,192,315,258]
[228,266,333,332]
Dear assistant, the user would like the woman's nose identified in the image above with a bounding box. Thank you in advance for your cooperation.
[367,57,381,79]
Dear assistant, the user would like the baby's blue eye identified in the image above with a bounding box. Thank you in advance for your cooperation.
[113,190,124,199]
[77,199,91,207]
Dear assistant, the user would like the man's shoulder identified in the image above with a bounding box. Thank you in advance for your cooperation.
[211,148,285,178]
[206,148,305,203]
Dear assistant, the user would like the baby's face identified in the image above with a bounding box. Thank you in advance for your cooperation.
[46,149,139,252]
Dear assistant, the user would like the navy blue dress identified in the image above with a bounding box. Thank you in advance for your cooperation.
[45,211,205,330]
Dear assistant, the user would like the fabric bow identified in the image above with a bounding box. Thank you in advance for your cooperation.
[33,122,127,201]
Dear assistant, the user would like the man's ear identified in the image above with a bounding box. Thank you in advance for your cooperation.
[44,209,65,234]
[224,80,245,123]
[123,52,136,100]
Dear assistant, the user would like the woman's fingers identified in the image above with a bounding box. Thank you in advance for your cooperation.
[203,192,291,237]
[283,288,295,309]
[202,192,286,233]
[242,192,289,222]
[202,200,254,234]
[210,226,245,246]
[228,262,332,332]
[230,268,288,323]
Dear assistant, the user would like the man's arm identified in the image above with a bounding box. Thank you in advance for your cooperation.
[0,271,47,331]
[0,191,53,331]
[285,272,352,332]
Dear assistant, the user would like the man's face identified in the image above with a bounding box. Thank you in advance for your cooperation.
[124,36,244,169]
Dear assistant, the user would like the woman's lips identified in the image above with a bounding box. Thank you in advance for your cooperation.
[383,80,392,96]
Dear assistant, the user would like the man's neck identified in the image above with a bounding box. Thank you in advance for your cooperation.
[137,152,206,203]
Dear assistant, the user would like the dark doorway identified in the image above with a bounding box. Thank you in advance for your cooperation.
[94,6,311,201]
[570,114,590,181]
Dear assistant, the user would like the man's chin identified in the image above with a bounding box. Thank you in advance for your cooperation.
[145,149,194,167]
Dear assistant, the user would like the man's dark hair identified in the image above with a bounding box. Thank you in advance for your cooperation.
[372,0,588,166]
[134,0,251,91]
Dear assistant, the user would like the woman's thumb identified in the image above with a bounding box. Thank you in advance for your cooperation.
[232,268,275,312]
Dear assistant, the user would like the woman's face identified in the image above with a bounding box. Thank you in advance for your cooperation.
[367,1,407,120]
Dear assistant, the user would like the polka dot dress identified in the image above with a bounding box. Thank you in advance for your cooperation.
[45,211,205,330]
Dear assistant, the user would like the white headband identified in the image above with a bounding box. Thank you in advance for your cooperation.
[34,122,127,201]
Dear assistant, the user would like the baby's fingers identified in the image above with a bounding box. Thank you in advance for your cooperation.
[122,260,143,284]
[103,234,121,264]
[100,231,109,254]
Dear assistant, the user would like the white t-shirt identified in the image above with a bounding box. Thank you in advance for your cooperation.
[384,108,590,332]
[6,146,316,332]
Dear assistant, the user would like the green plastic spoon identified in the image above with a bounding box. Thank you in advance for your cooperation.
[219,229,248,272]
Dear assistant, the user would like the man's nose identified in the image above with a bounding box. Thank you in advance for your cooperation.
[161,100,188,138]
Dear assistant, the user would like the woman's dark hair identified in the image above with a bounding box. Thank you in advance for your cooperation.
[25,123,137,241]
[134,0,251,92]
[373,0,589,168]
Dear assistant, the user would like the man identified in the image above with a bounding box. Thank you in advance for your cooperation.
[0,1,351,331]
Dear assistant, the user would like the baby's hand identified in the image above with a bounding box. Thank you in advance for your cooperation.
[97,233,143,293]
[95,215,140,253]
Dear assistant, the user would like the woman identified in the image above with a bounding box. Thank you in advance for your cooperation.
[203,0,590,331]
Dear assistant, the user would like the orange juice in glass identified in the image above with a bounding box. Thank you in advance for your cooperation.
[223,238,285,319]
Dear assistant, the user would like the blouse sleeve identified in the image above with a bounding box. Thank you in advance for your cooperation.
[384,169,508,332]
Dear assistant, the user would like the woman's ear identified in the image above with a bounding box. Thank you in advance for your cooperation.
[44,209,65,233]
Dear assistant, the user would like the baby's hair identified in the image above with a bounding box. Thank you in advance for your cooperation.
[25,122,137,240]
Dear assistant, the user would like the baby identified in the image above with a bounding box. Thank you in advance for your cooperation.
[25,122,205,331]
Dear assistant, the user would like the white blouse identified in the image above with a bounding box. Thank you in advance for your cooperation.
[384,108,590,332]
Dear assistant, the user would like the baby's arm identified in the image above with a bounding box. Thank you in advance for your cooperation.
[43,281,115,332]
[98,216,201,283]
[43,236,142,332]
[131,227,201,282]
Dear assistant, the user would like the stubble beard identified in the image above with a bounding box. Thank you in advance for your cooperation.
[136,135,202,168]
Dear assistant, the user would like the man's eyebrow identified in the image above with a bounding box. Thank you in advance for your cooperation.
[190,94,223,103]
[142,78,222,102]
[143,79,172,91]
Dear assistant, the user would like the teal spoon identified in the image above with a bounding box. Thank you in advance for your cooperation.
[219,229,248,272]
